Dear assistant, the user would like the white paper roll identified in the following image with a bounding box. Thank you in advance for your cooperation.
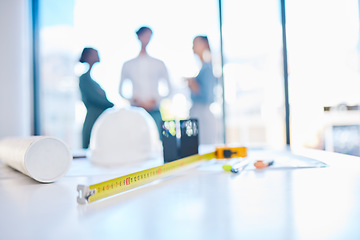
[0,136,72,183]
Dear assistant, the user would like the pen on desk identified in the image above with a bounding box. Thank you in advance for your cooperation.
[222,159,250,174]
[231,160,250,173]
[254,160,274,169]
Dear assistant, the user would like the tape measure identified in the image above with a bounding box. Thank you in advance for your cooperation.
[77,146,247,204]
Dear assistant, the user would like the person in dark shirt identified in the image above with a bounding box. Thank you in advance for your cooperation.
[79,47,114,148]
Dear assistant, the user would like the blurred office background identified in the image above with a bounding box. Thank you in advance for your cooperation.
[1,0,359,156]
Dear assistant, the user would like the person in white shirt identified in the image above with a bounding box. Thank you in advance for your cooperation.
[119,26,171,137]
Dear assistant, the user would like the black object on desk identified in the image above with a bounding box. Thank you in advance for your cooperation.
[161,119,199,163]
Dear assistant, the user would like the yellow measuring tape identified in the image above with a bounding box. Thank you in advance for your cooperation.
[77,146,247,204]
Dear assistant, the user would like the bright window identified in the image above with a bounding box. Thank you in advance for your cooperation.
[39,0,360,156]
[39,0,222,150]
[286,0,360,155]
[222,0,286,149]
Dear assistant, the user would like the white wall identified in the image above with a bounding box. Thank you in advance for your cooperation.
[0,0,32,139]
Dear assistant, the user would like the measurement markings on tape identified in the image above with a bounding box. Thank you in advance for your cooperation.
[77,147,247,204]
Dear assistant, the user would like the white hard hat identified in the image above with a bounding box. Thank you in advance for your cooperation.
[89,106,161,166]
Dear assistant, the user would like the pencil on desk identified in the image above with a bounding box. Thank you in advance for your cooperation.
[254,160,274,169]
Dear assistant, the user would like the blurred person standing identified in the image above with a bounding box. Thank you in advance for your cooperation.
[185,35,218,145]
[119,26,171,137]
[79,47,114,149]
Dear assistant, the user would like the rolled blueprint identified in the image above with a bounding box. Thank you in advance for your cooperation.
[0,136,72,183]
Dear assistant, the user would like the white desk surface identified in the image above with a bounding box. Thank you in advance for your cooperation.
[1,147,360,240]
